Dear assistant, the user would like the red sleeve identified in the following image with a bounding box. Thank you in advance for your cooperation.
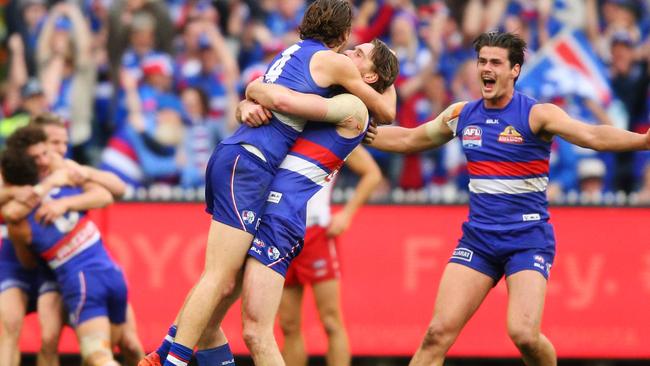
[352,4,395,44]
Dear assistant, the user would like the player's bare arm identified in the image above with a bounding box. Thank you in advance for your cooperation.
[7,219,37,269]
[531,103,650,151]
[36,181,113,223]
[371,102,466,153]
[0,184,39,207]
[236,99,273,127]
[1,169,71,222]
[64,160,127,199]
[245,79,330,122]
[327,146,382,236]
[246,80,368,135]
[312,51,396,124]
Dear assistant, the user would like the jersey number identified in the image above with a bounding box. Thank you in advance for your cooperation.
[264,44,301,83]
[53,211,80,234]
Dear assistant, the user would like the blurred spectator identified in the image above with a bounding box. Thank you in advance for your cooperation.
[108,0,174,84]
[634,162,650,203]
[609,31,649,131]
[6,0,49,76]
[265,0,305,44]
[175,21,239,133]
[548,137,579,203]
[349,0,397,46]
[36,2,96,164]
[177,87,221,188]
[586,0,644,63]
[608,30,649,193]
[101,70,183,186]
[389,10,435,189]
[168,0,218,30]
[577,157,607,203]
[0,78,49,145]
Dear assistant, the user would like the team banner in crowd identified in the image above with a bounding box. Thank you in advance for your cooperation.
[518,28,613,106]
[17,204,650,358]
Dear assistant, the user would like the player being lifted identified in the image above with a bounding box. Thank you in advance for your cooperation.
[143,1,396,366]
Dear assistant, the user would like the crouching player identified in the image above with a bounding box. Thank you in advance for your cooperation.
[1,148,127,366]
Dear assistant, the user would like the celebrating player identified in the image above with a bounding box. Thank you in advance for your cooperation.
[369,31,650,366]
[278,145,381,366]
[145,1,396,365]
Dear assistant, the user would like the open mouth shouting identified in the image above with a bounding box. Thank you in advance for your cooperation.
[482,75,496,92]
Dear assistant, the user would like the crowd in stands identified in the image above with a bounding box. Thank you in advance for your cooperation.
[1,0,650,204]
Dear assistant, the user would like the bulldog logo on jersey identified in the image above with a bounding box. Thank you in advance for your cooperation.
[241,210,256,224]
[267,246,281,261]
[498,126,524,144]
[462,126,482,148]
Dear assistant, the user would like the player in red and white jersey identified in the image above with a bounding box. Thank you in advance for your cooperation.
[278,145,381,366]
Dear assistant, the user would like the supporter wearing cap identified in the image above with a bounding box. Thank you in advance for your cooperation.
[578,158,607,202]
[139,52,183,115]
[0,78,49,145]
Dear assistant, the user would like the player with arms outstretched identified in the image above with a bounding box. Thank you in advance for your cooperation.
[369,31,650,366]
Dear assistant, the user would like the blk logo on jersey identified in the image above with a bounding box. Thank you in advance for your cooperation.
[241,210,256,224]
[267,191,282,204]
[267,246,281,261]
[498,126,524,144]
[485,118,499,124]
[462,126,482,148]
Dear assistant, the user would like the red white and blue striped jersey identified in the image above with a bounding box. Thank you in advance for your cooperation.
[263,122,368,233]
[27,187,115,278]
[456,92,551,230]
[222,39,334,169]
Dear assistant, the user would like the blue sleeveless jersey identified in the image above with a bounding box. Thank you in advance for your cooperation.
[27,187,114,278]
[222,39,333,169]
[457,92,551,230]
[263,122,368,232]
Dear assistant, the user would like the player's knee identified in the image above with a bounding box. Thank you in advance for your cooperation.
[508,326,540,352]
[242,317,272,351]
[241,323,263,351]
[319,311,344,337]
[198,270,238,300]
[80,332,118,366]
[40,332,60,356]
[420,319,457,350]
[1,317,23,339]
[279,314,301,337]
[324,94,369,126]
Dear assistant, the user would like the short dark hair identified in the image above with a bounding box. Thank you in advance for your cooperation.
[31,112,66,128]
[299,0,352,49]
[473,31,527,76]
[1,148,39,186]
[5,125,47,152]
[368,39,399,93]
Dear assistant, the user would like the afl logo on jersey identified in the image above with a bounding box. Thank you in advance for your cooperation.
[462,126,482,148]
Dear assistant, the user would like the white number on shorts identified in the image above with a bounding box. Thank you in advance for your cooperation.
[53,211,80,233]
[264,44,301,83]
